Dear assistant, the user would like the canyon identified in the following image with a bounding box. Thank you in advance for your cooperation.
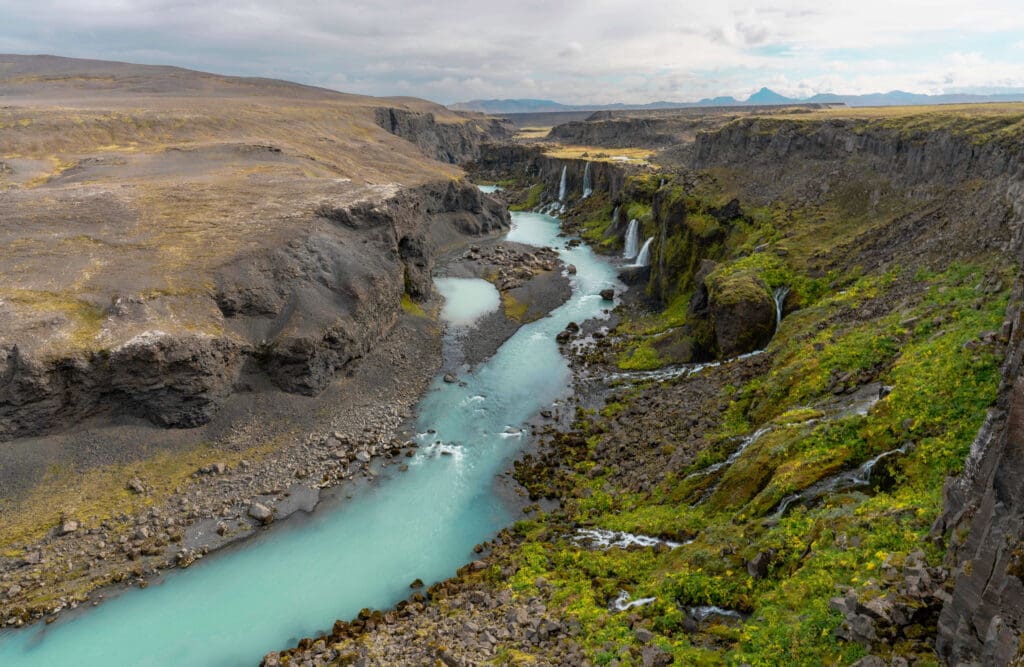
[1,56,1023,666]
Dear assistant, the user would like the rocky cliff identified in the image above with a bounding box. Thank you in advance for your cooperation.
[932,276,1024,665]
[0,181,507,440]
[374,107,513,164]
[471,143,634,203]
[546,117,686,148]
[685,116,1024,664]
[0,57,513,441]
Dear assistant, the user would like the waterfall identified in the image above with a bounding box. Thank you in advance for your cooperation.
[633,237,654,267]
[611,591,657,613]
[688,425,773,482]
[623,219,640,259]
[659,178,665,188]
[582,162,593,199]
[612,205,621,228]
[771,443,911,518]
[772,286,790,332]
[573,528,686,550]
[558,165,567,203]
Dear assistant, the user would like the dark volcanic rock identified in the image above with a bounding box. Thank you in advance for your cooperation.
[706,270,775,357]
[470,143,635,204]
[0,181,509,439]
[933,279,1024,666]
[0,334,245,439]
[374,107,512,164]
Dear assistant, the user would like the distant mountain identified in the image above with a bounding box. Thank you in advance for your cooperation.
[449,98,692,114]
[747,87,796,105]
[451,87,1024,114]
[449,99,575,113]
[697,95,740,106]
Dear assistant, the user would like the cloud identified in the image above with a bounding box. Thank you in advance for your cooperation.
[1,0,1024,103]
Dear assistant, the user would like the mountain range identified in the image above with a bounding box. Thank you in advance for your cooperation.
[450,87,1024,114]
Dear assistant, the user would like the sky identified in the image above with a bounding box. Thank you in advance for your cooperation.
[2,0,1024,105]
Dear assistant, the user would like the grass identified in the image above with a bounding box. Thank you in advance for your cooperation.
[502,261,1006,664]
[543,144,655,165]
[0,289,106,353]
[0,437,282,550]
[502,292,530,322]
[514,127,552,140]
[510,183,543,211]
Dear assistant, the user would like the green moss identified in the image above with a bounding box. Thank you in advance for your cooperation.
[400,293,426,317]
[510,183,543,211]
[501,292,531,322]
[616,339,663,370]
[686,212,721,239]
[493,253,1007,665]
[707,268,770,308]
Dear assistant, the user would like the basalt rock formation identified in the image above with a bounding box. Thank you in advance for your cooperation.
[933,278,1024,665]
[374,107,513,164]
[0,55,509,439]
[471,144,634,203]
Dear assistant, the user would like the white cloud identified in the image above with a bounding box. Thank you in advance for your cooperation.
[1,0,1024,103]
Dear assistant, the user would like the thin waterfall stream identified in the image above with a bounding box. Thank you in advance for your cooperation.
[623,219,640,260]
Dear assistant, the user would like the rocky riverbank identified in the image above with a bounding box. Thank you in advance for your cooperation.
[0,55,543,631]
[267,104,1024,666]
[0,225,578,629]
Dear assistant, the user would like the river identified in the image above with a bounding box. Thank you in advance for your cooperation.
[0,209,621,665]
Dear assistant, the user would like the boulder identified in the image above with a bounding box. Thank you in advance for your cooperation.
[600,288,615,301]
[248,502,274,525]
[746,550,773,579]
[706,269,775,357]
[60,520,79,535]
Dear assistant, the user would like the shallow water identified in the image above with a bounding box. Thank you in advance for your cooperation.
[0,211,621,666]
[435,277,500,326]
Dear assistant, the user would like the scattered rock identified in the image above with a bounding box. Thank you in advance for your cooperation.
[746,550,774,579]
[248,503,274,525]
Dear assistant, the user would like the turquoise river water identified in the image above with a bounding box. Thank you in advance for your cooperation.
[0,209,621,666]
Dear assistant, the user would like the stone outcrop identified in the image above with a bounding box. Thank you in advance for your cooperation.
[692,118,1024,267]
[374,107,512,164]
[547,117,684,148]
[0,181,509,439]
[471,144,634,203]
[0,333,245,437]
[694,118,1024,187]
[932,277,1024,666]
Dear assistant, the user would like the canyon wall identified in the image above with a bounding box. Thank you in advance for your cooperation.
[695,118,1024,664]
[0,181,508,440]
[374,108,513,164]
[472,143,635,203]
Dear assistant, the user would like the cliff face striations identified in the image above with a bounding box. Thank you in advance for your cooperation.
[933,279,1024,665]
[0,56,509,440]
[374,107,513,164]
